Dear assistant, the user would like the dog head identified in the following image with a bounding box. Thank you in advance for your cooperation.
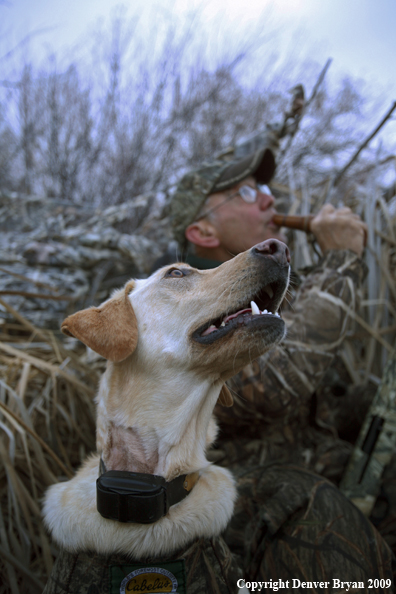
[61,240,290,386]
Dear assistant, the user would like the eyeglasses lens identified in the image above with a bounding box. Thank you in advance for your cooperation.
[259,184,272,196]
[239,185,257,203]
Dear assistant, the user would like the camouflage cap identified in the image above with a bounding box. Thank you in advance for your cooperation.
[171,146,276,248]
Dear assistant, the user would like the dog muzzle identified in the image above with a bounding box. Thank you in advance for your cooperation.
[96,460,199,524]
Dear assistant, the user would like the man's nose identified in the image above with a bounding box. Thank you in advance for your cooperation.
[257,188,275,210]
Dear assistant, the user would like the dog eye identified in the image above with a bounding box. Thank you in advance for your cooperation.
[166,269,185,278]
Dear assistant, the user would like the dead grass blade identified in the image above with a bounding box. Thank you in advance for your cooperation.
[0,312,97,590]
[0,342,95,397]
[0,399,73,479]
[0,543,44,592]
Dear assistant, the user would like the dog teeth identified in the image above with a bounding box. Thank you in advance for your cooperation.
[260,309,277,317]
[260,309,281,318]
[250,300,260,316]
[203,303,281,336]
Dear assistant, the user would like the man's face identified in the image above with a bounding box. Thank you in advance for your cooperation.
[203,176,286,257]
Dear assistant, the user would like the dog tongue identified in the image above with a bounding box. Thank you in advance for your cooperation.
[202,308,252,336]
[222,308,251,323]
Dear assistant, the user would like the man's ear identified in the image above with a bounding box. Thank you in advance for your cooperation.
[217,384,233,407]
[61,281,138,362]
[185,221,220,248]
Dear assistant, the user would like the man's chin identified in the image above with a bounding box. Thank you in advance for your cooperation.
[277,230,288,243]
[265,228,288,244]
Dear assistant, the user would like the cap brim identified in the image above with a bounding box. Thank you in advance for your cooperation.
[212,148,276,193]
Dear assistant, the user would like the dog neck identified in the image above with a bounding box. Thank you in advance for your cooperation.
[95,360,220,481]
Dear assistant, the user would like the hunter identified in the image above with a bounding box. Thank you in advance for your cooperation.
[168,133,396,586]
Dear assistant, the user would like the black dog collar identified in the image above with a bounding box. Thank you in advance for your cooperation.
[96,459,199,524]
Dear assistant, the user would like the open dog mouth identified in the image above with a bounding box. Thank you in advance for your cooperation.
[192,278,286,344]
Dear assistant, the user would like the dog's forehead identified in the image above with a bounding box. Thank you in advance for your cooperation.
[135,263,212,291]
[130,264,214,300]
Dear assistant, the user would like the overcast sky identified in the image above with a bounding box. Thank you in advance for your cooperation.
[2,0,396,149]
[2,0,395,92]
[2,0,395,100]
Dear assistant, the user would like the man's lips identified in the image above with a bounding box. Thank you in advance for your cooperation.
[264,214,287,243]
[264,210,280,229]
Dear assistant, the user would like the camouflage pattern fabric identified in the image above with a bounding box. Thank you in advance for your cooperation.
[340,352,396,516]
[372,453,396,555]
[214,249,368,485]
[225,463,396,593]
[43,535,242,594]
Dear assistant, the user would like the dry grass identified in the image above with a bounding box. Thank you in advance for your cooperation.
[0,301,99,593]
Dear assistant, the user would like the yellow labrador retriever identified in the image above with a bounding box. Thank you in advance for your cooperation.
[43,239,290,561]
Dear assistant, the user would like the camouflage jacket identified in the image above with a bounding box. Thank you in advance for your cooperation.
[43,536,242,594]
[211,249,368,478]
[226,463,396,593]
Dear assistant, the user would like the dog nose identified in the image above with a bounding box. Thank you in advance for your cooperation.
[252,239,291,265]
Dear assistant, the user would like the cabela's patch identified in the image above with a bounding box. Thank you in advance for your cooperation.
[110,560,186,594]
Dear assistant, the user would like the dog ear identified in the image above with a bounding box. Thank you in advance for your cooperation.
[217,384,233,407]
[61,281,138,362]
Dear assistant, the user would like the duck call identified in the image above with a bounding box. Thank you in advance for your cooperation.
[272,214,314,233]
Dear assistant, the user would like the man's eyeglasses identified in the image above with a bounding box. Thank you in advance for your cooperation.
[196,184,273,221]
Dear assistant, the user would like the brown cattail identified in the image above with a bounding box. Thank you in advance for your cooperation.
[272,214,314,233]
